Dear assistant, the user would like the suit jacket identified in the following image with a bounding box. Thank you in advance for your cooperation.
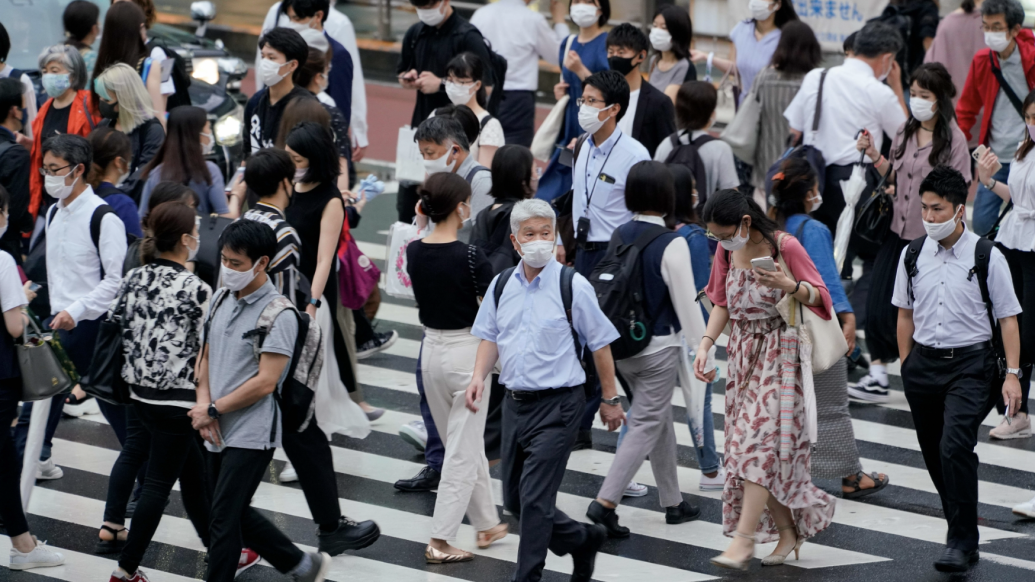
[631,81,676,159]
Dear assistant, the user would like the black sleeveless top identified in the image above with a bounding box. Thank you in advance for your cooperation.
[285,181,344,299]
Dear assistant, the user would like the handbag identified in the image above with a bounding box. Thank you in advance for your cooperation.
[395,125,426,183]
[854,168,893,245]
[81,289,132,405]
[17,314,73,402]
[338,226,380,309]
[384,220,430,299]
[720,84,761,162]
[705,54,740,126]
[531,35,577,162]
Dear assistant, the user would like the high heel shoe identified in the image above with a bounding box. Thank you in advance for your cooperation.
[476,523,509,549]
[424,545,473,564]
[710,531,755,571]
[761,525,805,566]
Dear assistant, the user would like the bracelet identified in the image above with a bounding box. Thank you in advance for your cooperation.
[792,280,802,295]
[702,335,716,346]
[874,155,886,168]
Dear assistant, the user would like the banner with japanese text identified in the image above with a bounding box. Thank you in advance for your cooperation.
[727,0,889,52]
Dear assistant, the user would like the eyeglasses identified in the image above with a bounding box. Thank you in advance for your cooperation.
[575,97,610,108]
[38,164,73,177]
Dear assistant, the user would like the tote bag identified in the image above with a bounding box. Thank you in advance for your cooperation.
[705,55,740,126]
[384,220,430,299]
[338,226,380,309]
[17,315,72,402]
[531,35,577,161]
[720,85,761,162]
[395,125,426,183]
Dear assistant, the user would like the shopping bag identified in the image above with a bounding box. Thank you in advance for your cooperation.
[338,226,380,309]
[384,220,429,299]
[395,125,426,183]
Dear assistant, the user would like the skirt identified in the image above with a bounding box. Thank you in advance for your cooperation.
[810,357,863,479]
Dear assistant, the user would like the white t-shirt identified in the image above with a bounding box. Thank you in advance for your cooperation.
[0,251,27,313]
[149,45,176,96]
[618,89,640,136]
[471,110,505,162]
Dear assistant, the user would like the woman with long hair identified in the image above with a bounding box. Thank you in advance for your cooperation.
[647,4,695,102]
[294,46,353,192]
[852,62,972,403]
[62,0,100,78]
[92,1,164,124]
[86,126,143,237]
[93,63,165,181]
[139,106,238,218]
[445,52,504,167]
[695,188,835,570]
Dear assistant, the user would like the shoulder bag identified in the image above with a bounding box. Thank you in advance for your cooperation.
[531,35,577,161]
[854,168,893,245]
[17,313,73,402]
[81,286,133,405]
[720,83,761,162]
[705,53,741,125]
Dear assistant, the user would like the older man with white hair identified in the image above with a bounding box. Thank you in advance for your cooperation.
[466,198,624,582]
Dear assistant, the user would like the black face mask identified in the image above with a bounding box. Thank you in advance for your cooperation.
[608,55,638,76]
[99,100,119,121]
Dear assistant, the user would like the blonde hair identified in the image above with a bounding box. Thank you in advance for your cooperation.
[94,63,154,132]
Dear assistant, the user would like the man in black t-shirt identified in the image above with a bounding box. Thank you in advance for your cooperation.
[243,27,316,154]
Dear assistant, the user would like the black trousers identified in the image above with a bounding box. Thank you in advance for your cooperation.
[864,235,910,363]
[103,403,150,524]
[397,182,421,224]
[206,447,304,581]
[813,163,856,238]
[354,307,376,346]
[1002,247,1035,414]
[901,347,998,552]
[501,386,590,582]
[119,402,211,575]
[498,90,536,147]
[0,376,29,538]
[282,420,342,527]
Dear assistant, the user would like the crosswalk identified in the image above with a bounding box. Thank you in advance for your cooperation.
[6,194,1035,582]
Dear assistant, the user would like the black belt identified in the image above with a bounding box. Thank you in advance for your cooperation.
[577,241,608,252]
[915,341,991,359]
[507,386,579,402]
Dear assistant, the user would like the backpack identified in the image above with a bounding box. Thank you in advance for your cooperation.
[765,70,829,197]
[870,5,913,88]
[146,38,193,110]
[588,223,673,360]
[902,235,1005,375]
[464,164,490,185]
[663,131,715,212]
[206,288,325,434]
[493,264,580,358]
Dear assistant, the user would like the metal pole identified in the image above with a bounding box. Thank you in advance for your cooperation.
[377,0,393,42]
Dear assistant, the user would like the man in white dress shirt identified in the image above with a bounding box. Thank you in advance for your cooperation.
[471,0,569,147]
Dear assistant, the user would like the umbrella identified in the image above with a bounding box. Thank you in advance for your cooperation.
[677,334,711,448]
[833,150,869,272]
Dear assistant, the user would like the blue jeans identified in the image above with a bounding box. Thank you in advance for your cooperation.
[415,341,444,473]
[972,162,1010,236]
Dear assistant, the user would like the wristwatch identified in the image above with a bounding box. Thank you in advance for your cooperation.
[1006,367,1022,378]
[208,403,221,419]
[601,395,621,406]
[309,297,322,308]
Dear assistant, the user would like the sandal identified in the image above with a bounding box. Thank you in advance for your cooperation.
[842,471,890,500]
[95,524,128,554]
[65,392,88,406]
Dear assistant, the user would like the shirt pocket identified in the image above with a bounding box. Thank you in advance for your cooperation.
[532,318,574,358]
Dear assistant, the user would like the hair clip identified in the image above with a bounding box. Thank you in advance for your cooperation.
[772,172,785,181]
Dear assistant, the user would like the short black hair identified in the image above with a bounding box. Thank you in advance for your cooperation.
[919,165,968,207]
[0,21,9,63]
[245,148,296,199]
[218,219,278,269]
[625,161,675,216]
[433,104,480,147]
[606,23,648,55]
[583,70,630,122]
[285,121,341,185]
[258,27,309,83]
[568,0,611,27]
[843,31,858,55]
[982,0,1026,29]
[853,21,904,59]
[63,0,100,43]
[281,0,331,23]
[415,115,471,151]
[675,81,717,130]
[654,5,692,61]
[770,20,821,75]
[0,78,23,122]
[490,145,535,201]
[42,133,92,170]
[445,52,488,109]
[670,163,698,225]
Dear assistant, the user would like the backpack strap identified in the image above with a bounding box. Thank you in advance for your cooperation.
[81,95,96,131]
[479,115,493,132]
[493,266,516,308]
[903,236,927,303]
[690,134,716,148]
[812,70,828,134]
[969,237,1003,355]
[629,223,672,252]
[202,288,232,350]
[559,265,581,359]
[989,51,1025,118]
[464,165,490,184]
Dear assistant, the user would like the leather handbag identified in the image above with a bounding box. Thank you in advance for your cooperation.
[720,84,761,162]
[17,315,73,402]
[854,170,893,245]
[531,35,577,161]
[81,289,132,405]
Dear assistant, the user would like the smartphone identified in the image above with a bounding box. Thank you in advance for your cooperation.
[225,166,245,193]
[971,144,988,161]
[557,145,574,167]
[750,256,777,272]
[28,282,42,292]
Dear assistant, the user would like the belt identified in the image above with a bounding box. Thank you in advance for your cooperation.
[577,241,608,252]
[915,341,991,359]
[507,386,579,402]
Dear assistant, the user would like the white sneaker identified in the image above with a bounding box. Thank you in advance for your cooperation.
[9,539,65,570]
[623,481,648,497]
[280,462,299,483]
[1012,495,1035,518]
[700,468,726,491]
[63,396,100,417]
[989,414,1032,440]
[399,420,428,452]
[36,458,63,480]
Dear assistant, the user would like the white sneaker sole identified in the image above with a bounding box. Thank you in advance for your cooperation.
[699,482,725,491]
[990,429,1032,440]
[847,386,891,403]
[63,399,100,417]
[623,487,648,498]
[280,470,299,483]
[356,333,398,360]
[235,556,261,579]
[313,552,332,582]
[399,427,427,452]
[35,470,63,481]
[1012,506,1035,518]
[9,559,65,570]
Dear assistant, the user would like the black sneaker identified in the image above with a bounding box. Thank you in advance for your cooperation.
[571,429,593,452]
[665,500,701,524]
[356,330,398,360]
[317,516,381,556]
[393,466,440,492]
[847,374,890,403]
[571,524,607,582]
[586,500,629,538]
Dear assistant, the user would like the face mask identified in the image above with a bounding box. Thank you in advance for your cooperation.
[985,31,1011,53]
[293,167,307,182]
[221,263,259,292]
[520,239,555,268]
[282,18,314,32]
[45,169,79,200]
[186,234,200,262]
[459,201,472,226]
[749,0,776,21]
[719,222,749,251]
[570,4,599,28]
[116,158,130,187]
[99,100,119,121]
[578,102,612,134]
[807,193,823,212]
[1028,124,1035,143]
[41,73,71,98]
[607,55,637,76]
[424,146,458,176]
[649,28,672,52]
[317,72,329,93]
[910,97,936,122]
[416,3,447,26]
[877,56,892,82]
[922,205,962,241]
[201,132,215,156]
[444,81,473,105]
[258,58,289,87]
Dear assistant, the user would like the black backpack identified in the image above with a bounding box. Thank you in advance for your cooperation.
[870,5,913,87]
[146,38,193,110]
[471,201,520,274]
[663,131,715,213]
[588,224,672,361]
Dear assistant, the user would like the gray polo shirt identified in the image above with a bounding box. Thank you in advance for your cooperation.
[203,278,297,452]
[989,48,1029,160]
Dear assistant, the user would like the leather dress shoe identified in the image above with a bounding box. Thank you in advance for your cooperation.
[586,500,629,538]
[571,524,606,582]
[665,500,702,524]
[571,430,593,451]
[393,466,440,492]
[933,547,979,572]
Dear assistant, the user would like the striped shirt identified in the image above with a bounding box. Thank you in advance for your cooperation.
[242,203,305,304]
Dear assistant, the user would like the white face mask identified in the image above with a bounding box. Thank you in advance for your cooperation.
[719,222,749,251]
[922,205,962,241]
[293,167,307,182]
[424,146,458,176]
[910,97,936,122]
[749,0,777,21]
[186,234,200,262]
[570,4,599,28]
[519,239,555,268]
[416,3,447,26]
[444,81,474,106]
[807,192,823,212]
[221,263,259,292]
[282,17,314,32]
[578,102,612,134]
[317,72,329,93]
[115,158,130,187]
[45,169,79,200]
[985,31,1011,53]
[258,58,289,87]
[877,56,893,82]
[649,28,672,52]
[201,132,215,156]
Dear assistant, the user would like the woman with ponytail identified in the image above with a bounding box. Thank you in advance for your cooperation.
[769,157,889,499]
[406,172,505,563]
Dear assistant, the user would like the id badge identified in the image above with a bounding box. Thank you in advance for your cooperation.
[576,216,590,244]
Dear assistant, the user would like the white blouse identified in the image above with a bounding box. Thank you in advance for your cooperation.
[999,144,1035,252]
[471,111,505,162]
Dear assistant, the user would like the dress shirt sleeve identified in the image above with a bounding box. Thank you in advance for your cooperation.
[891,246,913,309]
[660,238,707,344]
[535,16,563,66]
[471,273,502,342]
[988,247,1023,319]
[779,234,833,320]
[570,273,620,352]
[877,87,908,141]
[67,212,128,323]
[553,23,570,44]
[704,245,730,307]
[783,70,816,132]
[802,220,852,314]
[331,16,369,148]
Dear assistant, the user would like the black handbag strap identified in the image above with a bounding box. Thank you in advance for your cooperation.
[812,69,828,133]
[989,51,1026,118]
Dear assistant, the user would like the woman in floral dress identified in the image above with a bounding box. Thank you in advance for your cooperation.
[693,189,836,569]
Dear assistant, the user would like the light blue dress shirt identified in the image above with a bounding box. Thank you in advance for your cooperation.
[471,260,619,391]
[572,128,651,242]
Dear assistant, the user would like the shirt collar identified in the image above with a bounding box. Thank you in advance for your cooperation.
[842,57,876,80]
[633,214,667,227]
[931,223,974,259]
[60,185,96,213]
[152,258,186,272]
[256,201,285,216]
[590,127,623,157]
[457,153,479,176]
[235,277,277,305]
[514,258,559,289]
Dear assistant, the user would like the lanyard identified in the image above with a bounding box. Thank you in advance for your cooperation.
[582,133,622,210]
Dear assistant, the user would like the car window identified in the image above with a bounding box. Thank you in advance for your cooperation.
[3,0,108,71]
